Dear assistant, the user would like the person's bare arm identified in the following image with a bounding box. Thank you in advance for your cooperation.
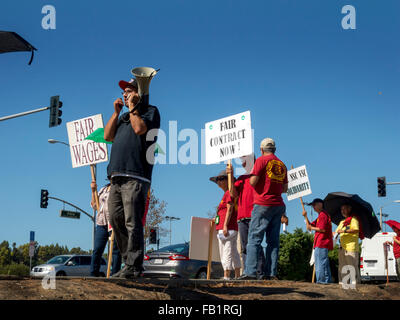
[226,164,238,198]
[393,237,400,246]
[249,175,259,187]
[282,183,288,193]
[223,203,234,237]
[302,211,325,232]
[104,98,123,142]
[128,93,148,136]
[90,181,97,210]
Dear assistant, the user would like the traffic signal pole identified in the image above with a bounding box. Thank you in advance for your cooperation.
[47,196,94,222]
[0,95,62,127]
[0,106,49,122]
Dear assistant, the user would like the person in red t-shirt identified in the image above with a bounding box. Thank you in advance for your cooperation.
[384,224,400,280]
[210,170,241,280]
[227,154,267,279]
[303,198,333,284]
[239,138,288,280]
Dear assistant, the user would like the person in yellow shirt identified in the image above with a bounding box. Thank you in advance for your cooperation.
[335,203,361,285]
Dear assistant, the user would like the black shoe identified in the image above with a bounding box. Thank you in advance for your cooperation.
[237,274,257,280]
[258,275,268,280]
[269,276,279,281]
[111,265,128,278]
[118,265,142,279]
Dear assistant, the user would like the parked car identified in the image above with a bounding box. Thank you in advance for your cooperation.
[30,254,107,278]
[360,232,398,282]
[143,242,224,279]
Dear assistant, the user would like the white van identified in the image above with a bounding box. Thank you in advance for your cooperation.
[360,232,398,282]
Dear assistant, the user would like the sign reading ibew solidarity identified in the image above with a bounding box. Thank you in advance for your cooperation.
[286,165,312,201]
[66,114,108,168]
[205,111,253,164]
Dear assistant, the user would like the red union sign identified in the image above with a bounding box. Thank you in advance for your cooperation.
[66,114,108,168]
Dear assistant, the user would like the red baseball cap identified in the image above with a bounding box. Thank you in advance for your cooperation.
[119,78,138,90]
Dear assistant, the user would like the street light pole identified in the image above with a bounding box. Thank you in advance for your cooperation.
[48,139,69,147]
[165,216,180,245]
[379,201,400,230]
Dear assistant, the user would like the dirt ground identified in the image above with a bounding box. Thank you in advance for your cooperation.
[1,275,400,300]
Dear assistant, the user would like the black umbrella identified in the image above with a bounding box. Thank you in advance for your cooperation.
[0,31,37,65]
[323,192,381,239]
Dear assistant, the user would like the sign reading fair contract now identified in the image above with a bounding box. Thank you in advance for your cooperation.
[286,165,312,201]
[205,111,253,164]
[66,114,108,168]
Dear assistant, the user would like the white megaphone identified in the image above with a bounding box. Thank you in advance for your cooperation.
[131,67,159,106]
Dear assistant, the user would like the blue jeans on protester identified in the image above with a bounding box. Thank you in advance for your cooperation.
[244,204,285,277]
[90,225,122,276]
[238,219,266,279]
[314,247,332,284]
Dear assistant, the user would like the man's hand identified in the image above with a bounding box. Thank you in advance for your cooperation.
[281,215,289,225]
[128,92,140,111]
[302,210,307,218]
[223,225,228,237]
[91,181,97,192]
[113,98,124,114]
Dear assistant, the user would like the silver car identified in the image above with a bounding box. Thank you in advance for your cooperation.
[30,254,107,277]
[143,243,224,279]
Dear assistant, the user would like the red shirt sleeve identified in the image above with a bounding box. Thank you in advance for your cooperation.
[316,213,328,230]
[310,219,317,227]
[234,177,244,193]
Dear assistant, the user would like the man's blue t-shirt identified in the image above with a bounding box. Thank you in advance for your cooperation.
[107,105,160,181]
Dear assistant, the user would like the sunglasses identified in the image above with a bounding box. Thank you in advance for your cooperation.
[216,176,227,181]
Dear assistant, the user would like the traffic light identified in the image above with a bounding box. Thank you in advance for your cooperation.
[40,189,49,208]
[149,228,157,244]
[377,177,386,197]
[49,95,62,127]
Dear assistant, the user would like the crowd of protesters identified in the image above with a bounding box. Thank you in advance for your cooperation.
[86,75,398,284]
[209,137,400,284]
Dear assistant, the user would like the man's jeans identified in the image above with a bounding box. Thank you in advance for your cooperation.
[245,204,285,277]
[238,219,266,278]
[314,247,332,284]
[90,225,121,276]
[108,177,150,272]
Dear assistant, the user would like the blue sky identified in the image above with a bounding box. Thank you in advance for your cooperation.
[0,0,399,251]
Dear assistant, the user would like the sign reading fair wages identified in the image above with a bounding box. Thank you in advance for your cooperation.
[205,111,253,164]
[66,114,108,168]
[286,165,312,201]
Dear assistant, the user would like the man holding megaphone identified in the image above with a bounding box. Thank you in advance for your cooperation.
[104,70,160,279]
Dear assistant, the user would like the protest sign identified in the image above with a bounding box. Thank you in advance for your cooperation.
[205,111,253,165]
[286,165,312,201]
[66,114,108,168]
[189,217,221,262]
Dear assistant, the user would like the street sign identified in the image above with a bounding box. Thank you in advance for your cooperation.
[205,111,253,164]
[30,231,35,242]
[66,114,109,168]
[29,242,35,258]
[60,210,81,219]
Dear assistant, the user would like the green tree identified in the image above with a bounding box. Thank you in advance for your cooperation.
[69,247,89,255]
[277,228,314,281]
[144,189,168,244]
[0,241,11,266]
[11,242,22,264]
